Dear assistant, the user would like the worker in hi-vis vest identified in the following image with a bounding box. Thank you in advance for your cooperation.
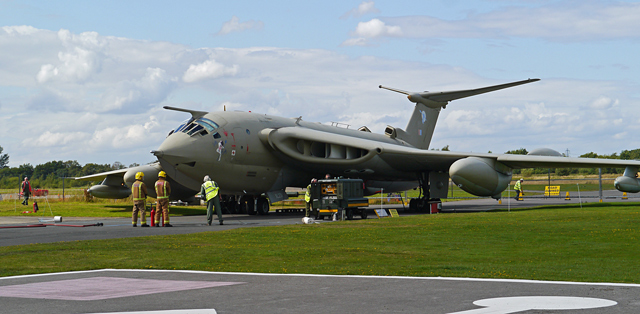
[201,175,223,225]
[514,178,524,201]
[305,178,317,217]
[154,171,172,227]
[132,172,149,227]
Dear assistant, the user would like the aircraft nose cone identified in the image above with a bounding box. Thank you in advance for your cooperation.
[154,132,201,165]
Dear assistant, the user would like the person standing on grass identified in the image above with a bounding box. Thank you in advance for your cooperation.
[21,177,32,206]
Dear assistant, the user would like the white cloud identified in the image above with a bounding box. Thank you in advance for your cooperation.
[28,131,89,147]
[353,19,402,38]
[182,59,239,83]
[101,68,178,113]
[341,1,380,19]
[36,29,107,83]
[340,37,369,47]
[90,115,161,149]
[216,16,264,36]
[589,96,619,110]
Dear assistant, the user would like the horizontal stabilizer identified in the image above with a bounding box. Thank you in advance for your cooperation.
[380,78,540,108]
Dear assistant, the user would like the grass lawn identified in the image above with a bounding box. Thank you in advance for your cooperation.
[1,202,639,284]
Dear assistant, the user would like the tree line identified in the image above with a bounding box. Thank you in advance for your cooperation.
[0,159,139,190]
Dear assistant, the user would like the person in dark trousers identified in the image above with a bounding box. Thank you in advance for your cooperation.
[514,178,524,201]
[305,178,317,217]
[21,177,32,206]
[201,175,223,225]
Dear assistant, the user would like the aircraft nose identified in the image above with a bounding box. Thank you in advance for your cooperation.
[153,132,201,165]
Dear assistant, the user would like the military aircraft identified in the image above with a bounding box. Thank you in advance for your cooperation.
[77,78,640,214]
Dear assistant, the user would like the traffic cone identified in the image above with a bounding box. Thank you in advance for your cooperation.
[623,192,628,200]
[565,192,571,201]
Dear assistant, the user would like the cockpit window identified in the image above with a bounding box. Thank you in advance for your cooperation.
[174,117,220,137]
[174,118,194,133]
[197,118,218,132]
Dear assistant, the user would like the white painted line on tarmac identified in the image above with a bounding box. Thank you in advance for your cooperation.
[89,310,216,314]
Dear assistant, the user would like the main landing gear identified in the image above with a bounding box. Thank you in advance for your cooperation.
[221,195,270,215]
[408,171,441,213]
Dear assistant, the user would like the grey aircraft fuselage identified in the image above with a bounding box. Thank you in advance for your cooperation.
[153,110,419,198]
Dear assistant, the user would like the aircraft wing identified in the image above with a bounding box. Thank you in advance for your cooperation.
[379,148,640,171]
[260,126,640,173]
[75,168,129,181]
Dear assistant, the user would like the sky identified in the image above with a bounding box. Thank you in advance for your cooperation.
[0,0,639,168]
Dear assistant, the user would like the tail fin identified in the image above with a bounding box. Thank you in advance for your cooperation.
[404,104,441,149]
[380,78,539,149]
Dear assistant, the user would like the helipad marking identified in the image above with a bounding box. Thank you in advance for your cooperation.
[447,296,617,314]
[0,277,244,300]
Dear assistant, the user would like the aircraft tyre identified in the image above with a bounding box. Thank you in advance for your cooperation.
[256,197,269,215]
[409,199,417,211]
[346,209,354,220]
[360,209,367,219]
[242,196,257,215]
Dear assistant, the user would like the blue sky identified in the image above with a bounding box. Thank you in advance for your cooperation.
[1,0,639,167]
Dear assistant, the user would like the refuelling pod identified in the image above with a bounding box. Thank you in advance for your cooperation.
[87,177,131,199]
[614,166,640,193]
[123,164,163,198]
[450,157,512,199]
[87,176,131,199]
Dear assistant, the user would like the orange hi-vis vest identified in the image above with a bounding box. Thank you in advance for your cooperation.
[132,181,147,201]
[155,179,170,199]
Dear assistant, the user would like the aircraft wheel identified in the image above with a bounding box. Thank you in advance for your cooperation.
[409,199,417,211]
[360,210,368,219]
[243,196,256,215]
[257,197,270,215]
[345,209,354,220]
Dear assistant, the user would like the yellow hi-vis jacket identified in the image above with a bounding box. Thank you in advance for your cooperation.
[305,184,311,202]
[514,181,522,192]
[155,179,171,199]
[202,180,219,201]
[132,180,147,201]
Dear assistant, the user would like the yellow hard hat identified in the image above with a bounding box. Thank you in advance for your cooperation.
[135,172,144,180]
[158,171,166,178]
